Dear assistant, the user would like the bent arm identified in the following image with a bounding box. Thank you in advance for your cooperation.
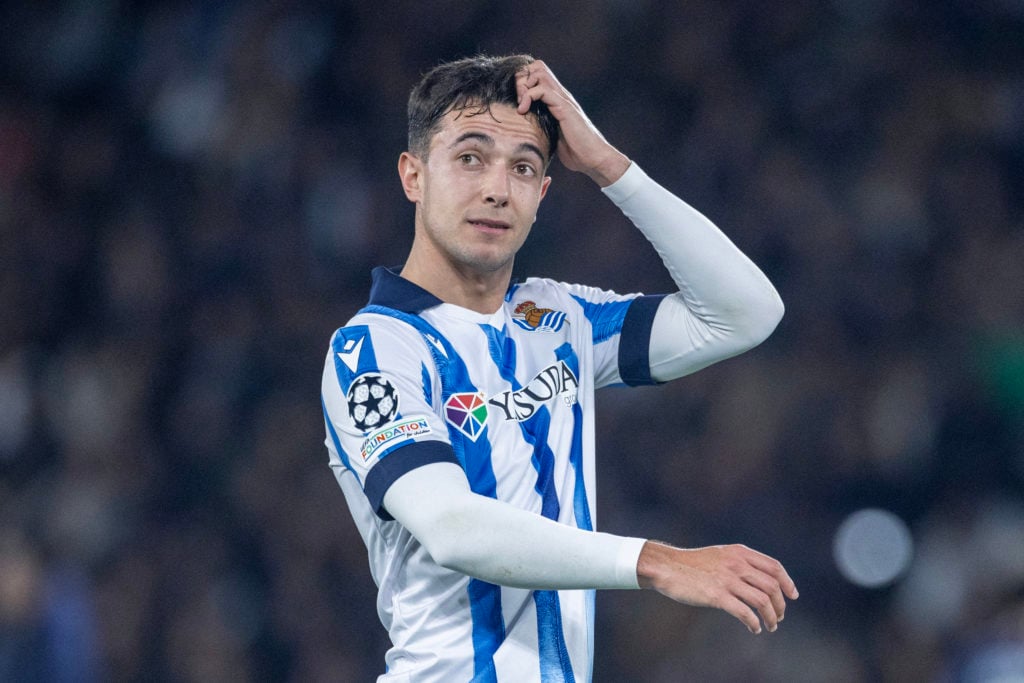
[603,164,784,382]
[384,459,799,632]
[383,461,645,590]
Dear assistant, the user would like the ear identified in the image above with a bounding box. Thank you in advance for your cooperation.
[398,152,424,203]
[539,175,552,202]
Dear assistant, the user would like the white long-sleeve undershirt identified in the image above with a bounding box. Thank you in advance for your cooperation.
[383,162,783,591]
[383,463,646,589]
[602,163,784,382]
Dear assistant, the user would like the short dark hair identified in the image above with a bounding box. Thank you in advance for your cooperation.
[407,54,560,164]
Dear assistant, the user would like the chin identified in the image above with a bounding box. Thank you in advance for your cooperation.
[459,252,515,274]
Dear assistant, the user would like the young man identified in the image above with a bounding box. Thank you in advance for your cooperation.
[321,54,798,682]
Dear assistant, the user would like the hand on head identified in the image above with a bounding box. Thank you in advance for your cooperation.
[514,60,631,187]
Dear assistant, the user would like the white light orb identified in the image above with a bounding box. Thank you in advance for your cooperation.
[833,508,914,588]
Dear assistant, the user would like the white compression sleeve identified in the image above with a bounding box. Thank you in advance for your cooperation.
[602,164,784,382]
[383,461,645,590]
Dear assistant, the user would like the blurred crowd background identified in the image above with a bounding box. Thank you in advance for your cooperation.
[2,1,1023,681]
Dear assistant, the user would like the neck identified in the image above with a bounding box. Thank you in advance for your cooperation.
[401,245,512,315]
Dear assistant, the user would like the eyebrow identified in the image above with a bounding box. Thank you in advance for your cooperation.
[449,132,547,165]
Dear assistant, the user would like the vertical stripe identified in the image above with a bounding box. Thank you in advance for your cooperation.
[321,397,362,486]
[555,343,592,532]
[468,580,502,683]
[559,340,594,681]
[586,588,596,675]
[535,590,576,683]
[569,295,633,344]
[362,305,506,678]
[555,341,595,677]
[421,361,433,406]
[481,324,561,520]
[481,324,576,682]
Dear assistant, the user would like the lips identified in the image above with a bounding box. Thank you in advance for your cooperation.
[467,218,511,231]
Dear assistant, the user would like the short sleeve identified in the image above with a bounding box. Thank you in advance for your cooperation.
[321,315,459,518]
[562,283,666,388]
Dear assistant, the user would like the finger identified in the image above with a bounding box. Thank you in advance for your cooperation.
[720,594,762,635]
[733,580,780,633]
[518,84,557,114]
[741,569,787,623]
[518,84,542,113]
[517,90,536,115]
[515,73,529,110]
[524,59,548,85]
[519,84,571,115]
[746,551,799,600]
[515,66,538,112]
[515,67,533,90]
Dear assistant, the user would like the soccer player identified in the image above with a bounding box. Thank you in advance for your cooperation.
[321,54,798,682]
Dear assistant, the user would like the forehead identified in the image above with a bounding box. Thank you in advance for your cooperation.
[430,103,548,157]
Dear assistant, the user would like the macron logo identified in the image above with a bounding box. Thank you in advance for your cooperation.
[425,333,448,358]
[337,336,364,373]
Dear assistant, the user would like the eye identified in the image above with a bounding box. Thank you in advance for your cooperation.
[458,153,481,165]
[513,163,536,177]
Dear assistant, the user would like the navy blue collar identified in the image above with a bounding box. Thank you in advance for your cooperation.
[366,266,521,314]
[367,266,444,314]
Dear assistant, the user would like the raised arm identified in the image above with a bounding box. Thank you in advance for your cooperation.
[603,166,785,381]
[518,60,784,383]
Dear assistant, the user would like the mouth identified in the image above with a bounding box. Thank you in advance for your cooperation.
[467,218,511,232]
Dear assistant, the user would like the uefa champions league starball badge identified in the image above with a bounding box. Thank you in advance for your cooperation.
[347,373,399,431]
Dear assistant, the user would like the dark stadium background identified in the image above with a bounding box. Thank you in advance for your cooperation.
[2,2,1022,681]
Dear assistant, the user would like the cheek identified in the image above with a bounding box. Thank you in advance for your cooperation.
[429,171,475,204]
[423,176,461,213]
[516,185,545,212]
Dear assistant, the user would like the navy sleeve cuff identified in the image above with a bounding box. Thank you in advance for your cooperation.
[618,294,667,386]
[364,440,461,521]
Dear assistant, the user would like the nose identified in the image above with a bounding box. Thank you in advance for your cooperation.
[482,166,510,207]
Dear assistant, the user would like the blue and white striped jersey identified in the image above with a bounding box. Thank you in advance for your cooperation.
[322,266,663,682]
[321,159,785,680]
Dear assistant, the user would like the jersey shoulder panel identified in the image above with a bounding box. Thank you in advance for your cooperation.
[512,278,663,387]
[322,311,456,515]
[515,277,638,343]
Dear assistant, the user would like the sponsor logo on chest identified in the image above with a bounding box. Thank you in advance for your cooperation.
[488,360,579,422]
[443,362,581,439]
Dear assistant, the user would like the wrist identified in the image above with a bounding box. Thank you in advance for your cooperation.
[585,150,631,188]
[636,539,672,590]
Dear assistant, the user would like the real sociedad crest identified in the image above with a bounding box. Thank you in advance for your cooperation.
[512,301,566,332]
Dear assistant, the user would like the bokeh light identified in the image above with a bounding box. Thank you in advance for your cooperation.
[833,508,914,588]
